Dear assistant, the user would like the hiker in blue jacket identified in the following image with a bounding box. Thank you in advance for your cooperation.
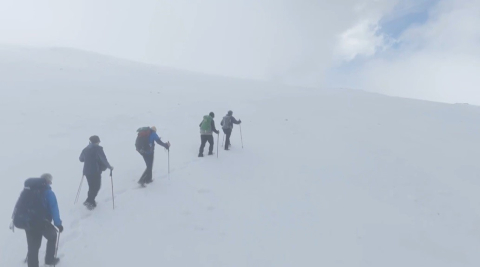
[138,126,170,185]
[79,135,113,209]
[22,174,63,267]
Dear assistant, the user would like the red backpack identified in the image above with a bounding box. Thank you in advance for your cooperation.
[135,127,151,153]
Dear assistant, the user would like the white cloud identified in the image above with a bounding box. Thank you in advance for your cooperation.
[336,20,389,61]
[343,0,480,104]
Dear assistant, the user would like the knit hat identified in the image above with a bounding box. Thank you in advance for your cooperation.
[228,110,233,115]
[41,173,53,184]
[89,135,100,144]
[209,112,215,118]
[151,126,157,132]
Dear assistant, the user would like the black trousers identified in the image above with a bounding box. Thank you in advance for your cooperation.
[223,128,232,149]
[139,153,154,183]
[26,223,57,267]
[86,173,102,204]
[199,135,214,155]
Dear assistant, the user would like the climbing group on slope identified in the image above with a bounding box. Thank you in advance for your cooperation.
[10,110,242,267]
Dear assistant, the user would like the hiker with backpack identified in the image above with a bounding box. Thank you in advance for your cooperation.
[221,110,242,150]
[136,126,170,185]
[199,112,220,157]
[12,174,63,267]
[79,135,113,209]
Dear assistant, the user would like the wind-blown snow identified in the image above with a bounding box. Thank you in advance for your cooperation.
[1,46,480,266]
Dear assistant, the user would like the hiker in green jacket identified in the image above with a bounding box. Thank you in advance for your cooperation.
[198,112,219,157]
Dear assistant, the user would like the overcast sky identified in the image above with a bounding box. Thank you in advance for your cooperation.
[1,0,479,104]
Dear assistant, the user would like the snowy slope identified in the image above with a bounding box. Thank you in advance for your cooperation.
[1,46,480,266]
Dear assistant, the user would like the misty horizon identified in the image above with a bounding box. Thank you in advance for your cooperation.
[1,0,479,104]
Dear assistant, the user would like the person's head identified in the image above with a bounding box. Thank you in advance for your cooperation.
[209,112,215,118]
[228,110,233,116]
[89,135,100,144]
[151,126,157,132]
[41,173,53,185]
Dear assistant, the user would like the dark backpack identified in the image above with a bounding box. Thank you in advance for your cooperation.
[135,127,152,153]
[222,116,233,129]
[13,178,48,230]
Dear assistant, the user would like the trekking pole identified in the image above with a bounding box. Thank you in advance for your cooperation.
[168,149,170,175]
[74,175,85,205]
[54,230,60,267]
[110,170,115,210]
[222,133,225,147]
[240,124,244,149]
[217,133,219,158]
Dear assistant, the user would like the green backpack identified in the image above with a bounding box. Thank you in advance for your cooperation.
[200,115,213,133]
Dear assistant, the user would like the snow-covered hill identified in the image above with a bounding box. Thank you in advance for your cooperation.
[1,46,480,266]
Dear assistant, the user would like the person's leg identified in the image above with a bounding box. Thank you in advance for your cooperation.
[225,129,232,149]
[89,173,102,204]
[26,228,42,267]
[199,135,207,156]
[139,153,150,184]
[85,175,94,203]
[43,223,58,264]
[145,153,154,183]
[208,135,214,154]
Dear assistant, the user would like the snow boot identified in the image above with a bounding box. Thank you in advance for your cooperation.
[45,257,60,266]
[83,200,96,210]
[208,152,214,156]
[198,153,204,157]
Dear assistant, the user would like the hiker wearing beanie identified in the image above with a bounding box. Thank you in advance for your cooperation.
[79,135,113,209]
[12,174,63,267]
[137,126,170,186]
[221,110,242,150]
[198,112,220,157]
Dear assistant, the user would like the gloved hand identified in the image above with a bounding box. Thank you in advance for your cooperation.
[109,166,114,171]
[238,119,242,124]
[57,225,64,233]
[215,130,220,135]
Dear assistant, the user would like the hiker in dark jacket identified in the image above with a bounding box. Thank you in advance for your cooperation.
[79,135,113,209]
[138,126,170,185]
[221,110,241,150]
[199,112,220,157]
[20,174,63,267]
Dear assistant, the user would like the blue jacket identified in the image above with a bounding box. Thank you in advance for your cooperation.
[79,143,111,175]
[44,185,62,227]
[144,131,168,154]
[22,178,62,227]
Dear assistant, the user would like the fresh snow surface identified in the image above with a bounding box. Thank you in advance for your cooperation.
[1,46,480,267]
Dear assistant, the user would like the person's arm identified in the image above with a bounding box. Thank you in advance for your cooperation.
[79,148,85,162]
[232,116,241,124]
[153,132,169,149]
[98,147,112,170]
[211,120,219,134]
[46,190,62,227]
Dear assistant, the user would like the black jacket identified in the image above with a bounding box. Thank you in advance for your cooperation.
[79,143,111,175]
